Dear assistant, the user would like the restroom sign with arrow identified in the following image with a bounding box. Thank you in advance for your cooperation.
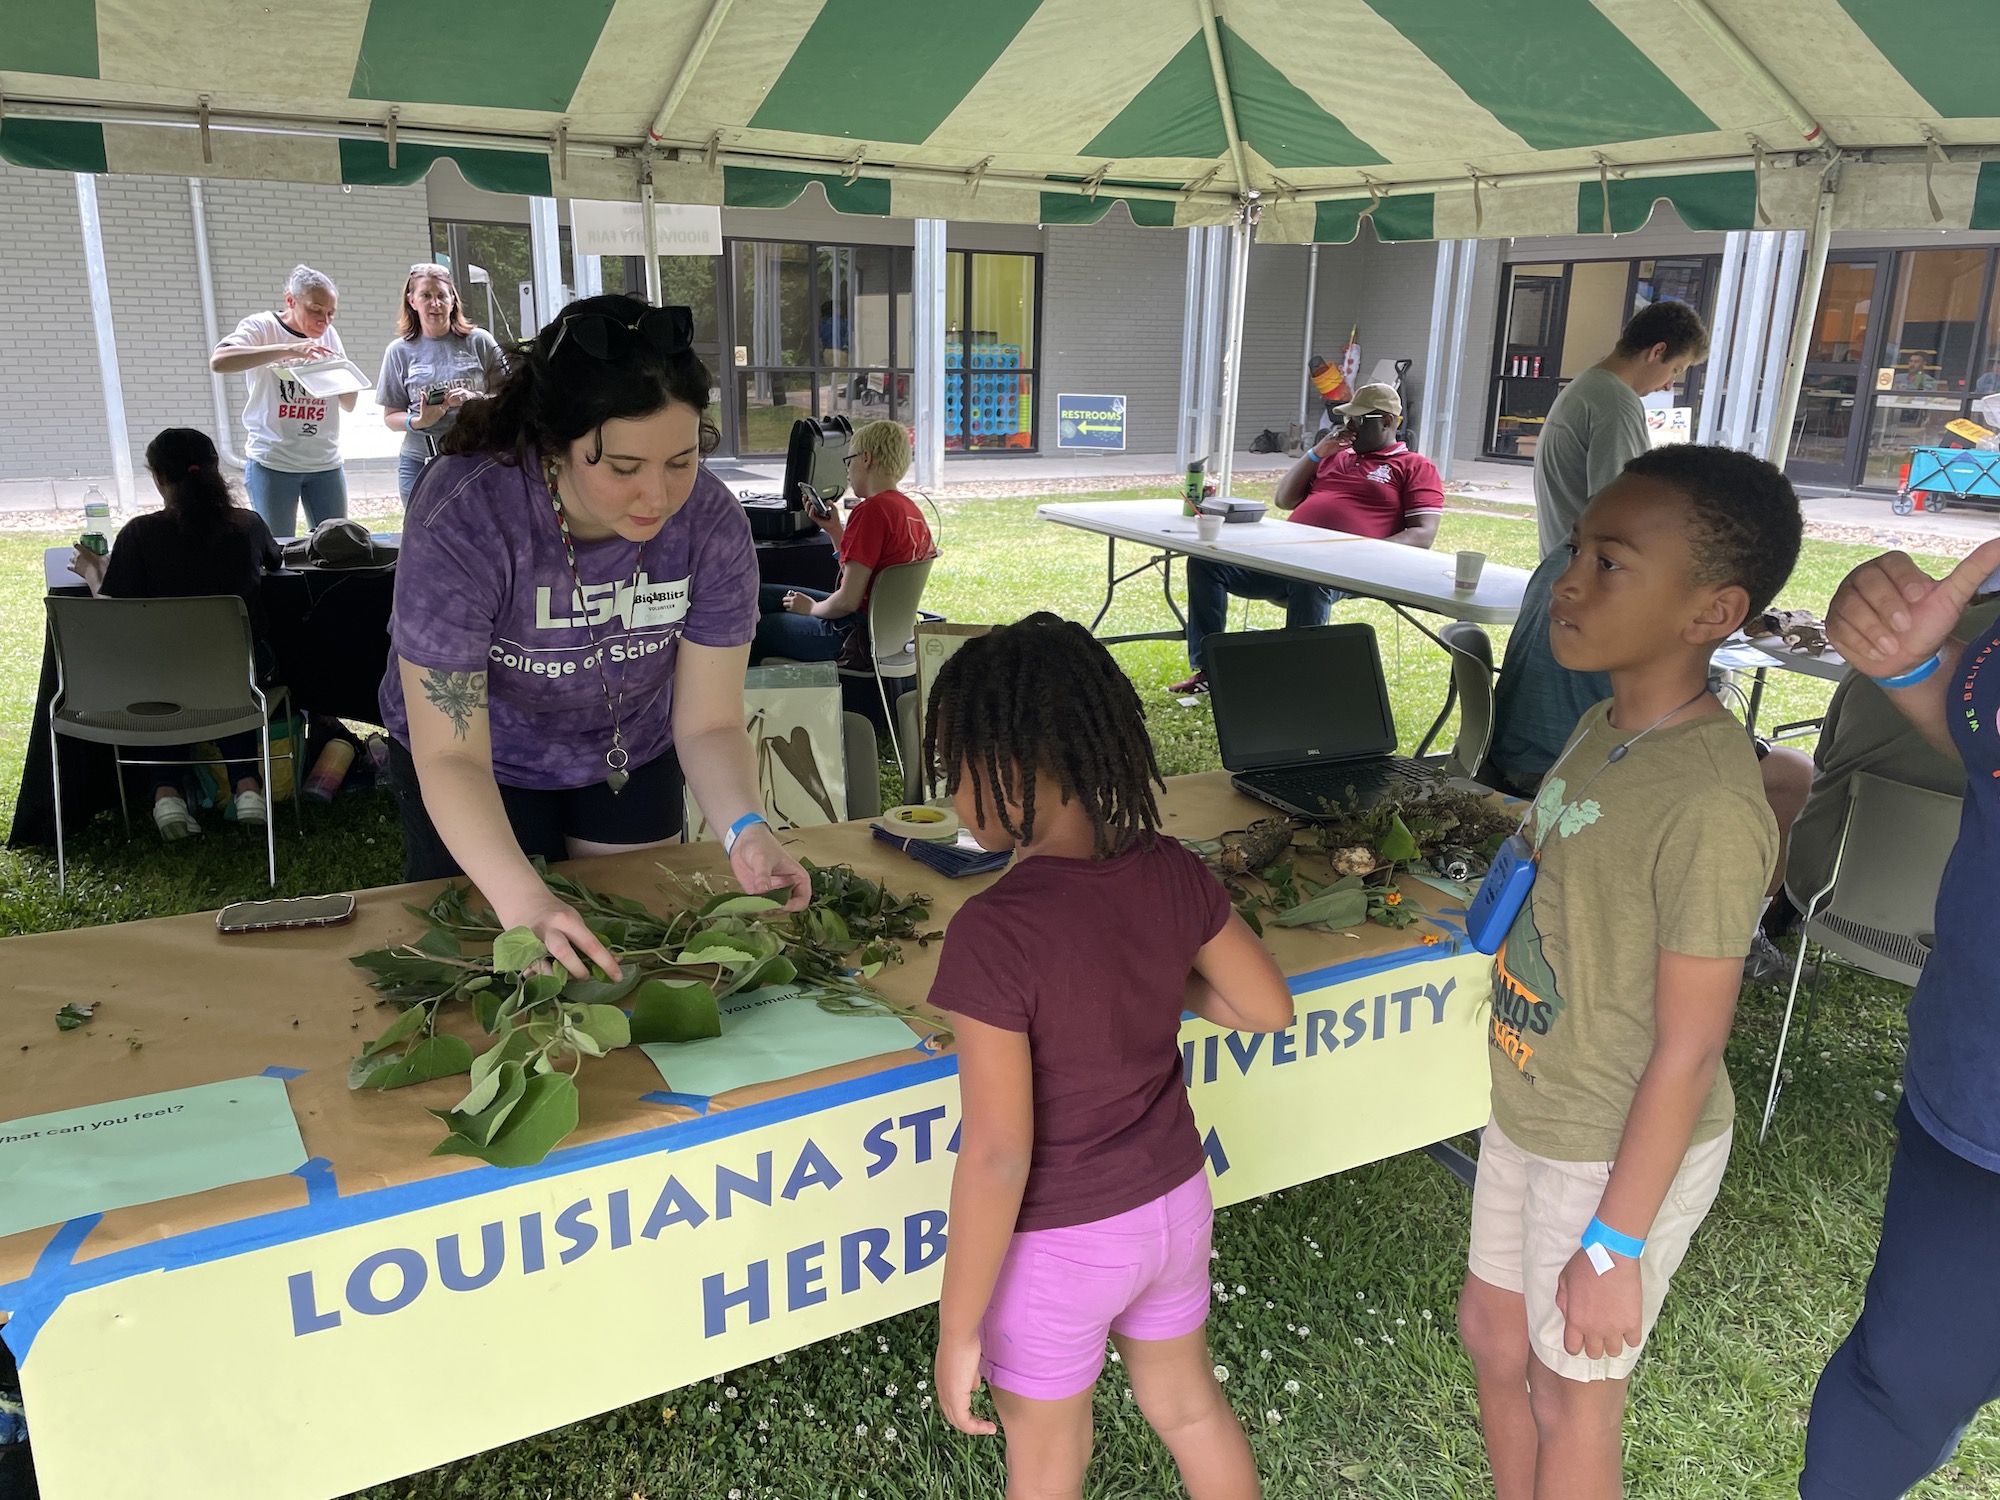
[1056,393,1127,451]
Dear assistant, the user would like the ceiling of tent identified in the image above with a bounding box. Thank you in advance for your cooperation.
[4,0,2000,242]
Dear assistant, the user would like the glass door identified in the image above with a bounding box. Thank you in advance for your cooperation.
[1859,247,1993,489]
[1486,263,1566,458]
[1784,255,1889,487]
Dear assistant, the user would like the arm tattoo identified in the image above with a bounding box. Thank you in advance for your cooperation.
[420,669,487,740]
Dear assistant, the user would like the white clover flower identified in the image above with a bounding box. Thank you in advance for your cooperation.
[1210,1248,1221,1259]
[1355,1338,1365,1346]
[917,1380,928,1390]
[774,1353,786,1363]
[1214,1365,1230,1382]
[758,1419,769,1431]
[884,1427,899,1442]
[1213,1281,1225,1294]
[1109,1350,1122,1363]
[885,1384,898,1398]
[804,1404,816,1418]
[1297,1326,1310,1337]
[1382,1334,1394,1344]
[1264,1300,1275,1310]
[1285,1380,1301,1394]
[856,1423,868,1437]
[1286,1324,1296,1333]
[707,1402,721,1414]
[1265,1409,1282,1425]
[1395,1318,1406,1326]
[729,1490,741,1499]
[1235,1285,1248,1295]
[1260,1349,1272,1361]
[1421,1309,1433,1320]
[725,1386,738,1399]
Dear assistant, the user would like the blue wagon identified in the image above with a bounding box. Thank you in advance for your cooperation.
[1897,445,2000,515]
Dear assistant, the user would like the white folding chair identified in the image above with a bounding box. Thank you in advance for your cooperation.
[1758,771,1963,1141]
[46,595,298,890]
[1416,621,1497,782]
[838,556,936,785]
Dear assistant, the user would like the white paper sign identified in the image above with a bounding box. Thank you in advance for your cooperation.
[570,200,723,257]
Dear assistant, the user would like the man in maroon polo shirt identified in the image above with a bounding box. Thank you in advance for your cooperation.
[1171,382,1443,693]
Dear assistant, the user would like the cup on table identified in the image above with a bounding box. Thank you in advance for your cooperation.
[1454,550,1486,591]
[1196,511,1224,543]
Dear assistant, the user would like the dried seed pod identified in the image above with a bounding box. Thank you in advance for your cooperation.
[1330,844,1377,878]
[1214,816,1301,876]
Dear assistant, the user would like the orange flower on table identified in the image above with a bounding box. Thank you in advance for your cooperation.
[1384,891,1402,906]
[1421,934,1442,946]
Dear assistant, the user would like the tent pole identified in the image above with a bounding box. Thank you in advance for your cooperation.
[570,201,604,298]
[1195,225,1228,472]
[1724,233,1780,451]
[1767,177,1838,467]
[75,174,136,515]
[640,177,663,305]
[529,197,564,331]
[1750,231,1807,455]
[1216,213,1252,496]
[188,180,246,470]
[1417,238,1457,458]
[1297,244,1319,433]
[646,0,738,145]
[1707,236,1758,450]
[1433,240,1476,486]
[1176,228,1205,473]
[911,219,947,491]
[1696,231,1746,445]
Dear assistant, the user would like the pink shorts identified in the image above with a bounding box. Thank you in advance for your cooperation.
[980,1169,1214,1401]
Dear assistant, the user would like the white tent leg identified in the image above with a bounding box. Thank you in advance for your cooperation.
[1766,177,1839,467]
[570,202,605,299]
[1215,216,1252,496]
[911,219,947,491]
[1723,233,1780,452]
[189,180,246,469]
[1176,228,1205,473]
[529,197,565,331]
[1433,240,1477,485]
[1194,225,1228,470]
[1417,238,1458,459]
[75,174,136,514]
[1696,231,1747,445]
[640,178,663,305]
[1297,244,1319,433]
[1750,231,1807,456]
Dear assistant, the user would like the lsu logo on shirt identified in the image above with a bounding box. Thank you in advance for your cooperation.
[534,574,692,630]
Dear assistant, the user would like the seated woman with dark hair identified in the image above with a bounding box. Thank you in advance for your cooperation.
[69,427,283,840]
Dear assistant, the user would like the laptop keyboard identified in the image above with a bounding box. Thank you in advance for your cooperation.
[1241,758,1437,813]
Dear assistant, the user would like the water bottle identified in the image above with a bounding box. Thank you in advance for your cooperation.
[78,487,114,557]
[303,738,356,802]
[1183,461,1206,518]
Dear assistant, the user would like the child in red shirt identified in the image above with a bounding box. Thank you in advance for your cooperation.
[926,613,1295,1498]
[750,418,933,664]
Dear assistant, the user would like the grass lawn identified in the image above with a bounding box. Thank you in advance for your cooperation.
[2,490,1993,1498]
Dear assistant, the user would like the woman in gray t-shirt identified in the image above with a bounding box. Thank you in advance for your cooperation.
[377,263,508,501]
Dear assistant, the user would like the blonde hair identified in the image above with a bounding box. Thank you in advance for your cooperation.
[851,420,911,484]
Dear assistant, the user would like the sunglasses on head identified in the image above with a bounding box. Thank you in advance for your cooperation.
[547,305,694,364]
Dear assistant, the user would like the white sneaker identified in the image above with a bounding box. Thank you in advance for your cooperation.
[152,795,201,842]
[234,789,269,827]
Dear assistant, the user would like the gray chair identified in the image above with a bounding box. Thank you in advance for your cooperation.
[46,594,298,891]
[1417,621,1496,782]
[838,556,936,784]
[1759,771,1963,1141]
[842,711,882,821]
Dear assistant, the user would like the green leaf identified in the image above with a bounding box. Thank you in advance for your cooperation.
[54,1003,94,1031]
[435,1071,579,1167]
[560,971,644,1007]
[674,939,758,967]
[701,893,786,917]
[412,927,464,958]
[361,1003,430,1057]
[522,973,567,1008]
[491,927,549,974]
[348,1050,404,1090]
[629,978,722,1044]
[1273,878,1368,930]
[1380,813,1420,865]
[450,1055,510,1117]
[359,1034,476,1089]
[432,1059,530,1147]
[1235,898,1265,936]
[570,1003,632,1053]
[469,1025,537,1087]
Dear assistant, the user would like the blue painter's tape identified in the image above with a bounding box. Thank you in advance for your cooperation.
[1,1216,103,1366]
[640,1091,712,1114]
[261,1065,306,1080]
[32,1215,101,1280]
[1287,940,1462,994]
[0,1052,964,1361]
[291,1158,338,1206]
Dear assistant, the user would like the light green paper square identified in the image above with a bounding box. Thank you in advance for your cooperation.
[0,1076,309,1239]
[640,986,921,1100]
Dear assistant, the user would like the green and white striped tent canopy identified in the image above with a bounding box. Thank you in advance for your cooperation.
[6,0,2000,243]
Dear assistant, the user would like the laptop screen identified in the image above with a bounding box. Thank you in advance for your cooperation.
[1206,624,1399,772]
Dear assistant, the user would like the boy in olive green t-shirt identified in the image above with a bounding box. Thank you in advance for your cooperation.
[1459,445,1803,1500]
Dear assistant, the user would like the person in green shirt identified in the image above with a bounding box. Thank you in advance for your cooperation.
[1458,444,1803,1500]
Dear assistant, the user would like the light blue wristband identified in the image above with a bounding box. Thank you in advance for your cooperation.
[1870,653,1943,690]
[1581,1216,1646,1260]
[722,812,768,855]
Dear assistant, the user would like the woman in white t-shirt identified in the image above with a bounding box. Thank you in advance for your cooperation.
[209,264,354,537]
[376,262,508,502]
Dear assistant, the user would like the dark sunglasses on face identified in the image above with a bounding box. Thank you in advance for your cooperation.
[547,305,694,363]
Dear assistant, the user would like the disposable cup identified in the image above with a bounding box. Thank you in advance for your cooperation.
[1454,550,1486,590]
[1196,512,1224,543]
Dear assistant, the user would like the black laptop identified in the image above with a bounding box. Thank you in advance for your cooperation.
[1206,624,1436,818]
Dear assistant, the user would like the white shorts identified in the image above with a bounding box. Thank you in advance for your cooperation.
[1467,1115,1731,1382]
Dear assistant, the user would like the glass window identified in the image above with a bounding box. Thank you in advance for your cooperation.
[1810,260,1878,362]
[942,251,1039,452]
[733,241,813,371]
[1860,250,1989,487]
[1559,262,1630,379]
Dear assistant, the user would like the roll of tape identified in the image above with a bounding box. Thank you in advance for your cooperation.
[882,804,961,842]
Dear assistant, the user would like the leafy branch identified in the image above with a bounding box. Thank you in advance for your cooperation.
[347,861,945,1167]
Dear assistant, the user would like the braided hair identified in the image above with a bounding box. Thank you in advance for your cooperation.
[923,612,1163,858]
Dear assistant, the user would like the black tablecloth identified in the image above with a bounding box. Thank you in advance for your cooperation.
[757,532,838,592]
[8,568,396,849]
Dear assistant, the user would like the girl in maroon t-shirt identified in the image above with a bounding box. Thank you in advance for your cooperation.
[924,614,1294,1495]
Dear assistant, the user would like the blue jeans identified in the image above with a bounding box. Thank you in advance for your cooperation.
[151,730,260,796]
[244,461,347,537]
[397,451,431,503]
[1800,1100,2000,1497]
[1184,558,1341,670]
[751,584,857,664]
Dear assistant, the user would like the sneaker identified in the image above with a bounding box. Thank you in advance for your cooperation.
[1744,930,1816,987]
[1168,669,1209,695]
[152,795,201,842]
[234,789,269,827]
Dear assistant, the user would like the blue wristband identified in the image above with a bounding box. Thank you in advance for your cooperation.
[1581,1216,1646,1260]
[722,812,768,854]
[1870,653,1943,690]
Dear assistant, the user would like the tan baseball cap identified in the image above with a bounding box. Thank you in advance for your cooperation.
[1336,381,1403,418]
